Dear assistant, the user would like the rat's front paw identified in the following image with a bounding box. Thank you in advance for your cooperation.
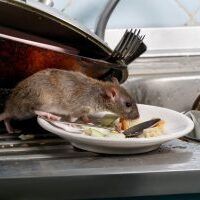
[34,110,61,121]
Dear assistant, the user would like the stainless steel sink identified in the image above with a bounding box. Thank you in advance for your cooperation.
[124,72,200,112]
[124,55,200,112]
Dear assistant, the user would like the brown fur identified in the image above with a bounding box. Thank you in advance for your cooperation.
[0,69,139,132]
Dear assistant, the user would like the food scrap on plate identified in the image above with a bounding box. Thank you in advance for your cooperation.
[41,113,165,139]
[82,114,165,138]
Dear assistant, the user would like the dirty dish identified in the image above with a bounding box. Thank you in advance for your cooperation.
[37,104,194,154]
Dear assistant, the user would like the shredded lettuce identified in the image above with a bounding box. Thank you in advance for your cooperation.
[100,114,118,127]
[83,127,125,138]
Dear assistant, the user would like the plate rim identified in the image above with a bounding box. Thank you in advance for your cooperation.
[37,104,194,145]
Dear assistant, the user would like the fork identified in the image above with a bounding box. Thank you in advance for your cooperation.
[39,116,114,131]
[108,29,146,65]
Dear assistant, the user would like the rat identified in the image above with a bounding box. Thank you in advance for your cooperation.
[0,68,139,133]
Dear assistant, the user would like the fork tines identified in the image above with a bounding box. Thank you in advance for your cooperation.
[109,29,147,65]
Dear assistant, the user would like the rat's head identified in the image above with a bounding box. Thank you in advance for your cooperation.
[102,77,139,120]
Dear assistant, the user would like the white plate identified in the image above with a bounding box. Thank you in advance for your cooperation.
[37,104,194,154]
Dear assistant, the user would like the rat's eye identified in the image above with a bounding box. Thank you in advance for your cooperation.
[125,102,132,108]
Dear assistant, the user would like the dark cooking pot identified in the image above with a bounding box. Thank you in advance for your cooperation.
[0,0,146,111]
[0,0,131,85]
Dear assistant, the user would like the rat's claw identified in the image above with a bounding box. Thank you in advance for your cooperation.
[4,119,21,134]
[68,116,78,123]
[34,110,61,121]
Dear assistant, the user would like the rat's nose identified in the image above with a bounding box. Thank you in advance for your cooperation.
[132,110,140,119]
[130,105,140,119]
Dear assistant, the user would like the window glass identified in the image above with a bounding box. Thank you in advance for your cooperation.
[52,0,200,29]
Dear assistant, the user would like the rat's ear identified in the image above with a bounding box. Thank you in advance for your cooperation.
[104,87,118,101]
[111,77,119,85]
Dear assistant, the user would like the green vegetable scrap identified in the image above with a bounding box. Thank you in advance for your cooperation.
[83,127,125,138]
[100,114,118,127]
